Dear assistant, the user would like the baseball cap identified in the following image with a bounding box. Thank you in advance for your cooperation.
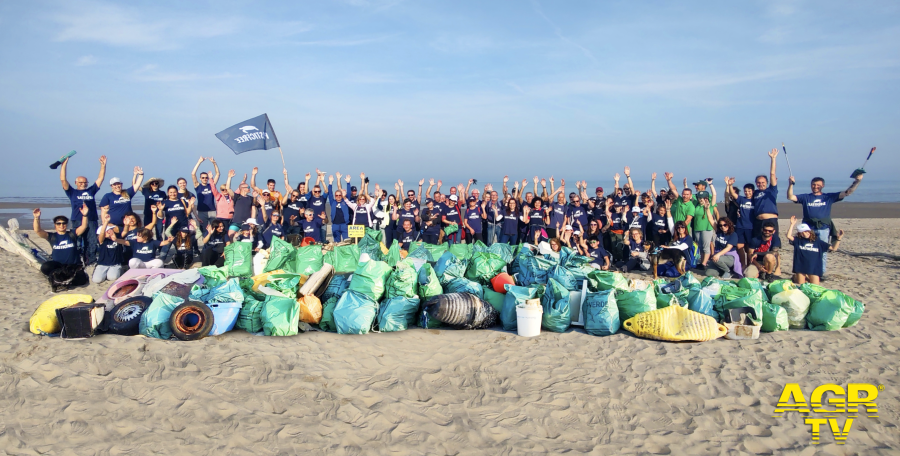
[350,186,358,192]
[564,225,573,231]
[573,230,581,236]
[693,180,707,187]
[109,177,122,185]
[96,226,116,235]
[697,191,710,199]
[240,224,250,230]
[595,187,604,193]
[467,196,476,202]
[632,206,640,213]
[425,198,434,204]
[244,218,259,226]
[449,194,458,201]
[796,223,812,233]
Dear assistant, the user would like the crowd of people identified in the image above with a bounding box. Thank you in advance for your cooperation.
[32,149,863,290]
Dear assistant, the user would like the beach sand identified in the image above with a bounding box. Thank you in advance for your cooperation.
[1,219,898,454]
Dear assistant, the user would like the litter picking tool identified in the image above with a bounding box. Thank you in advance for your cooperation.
[851,147,876,178]
[49,150,77,169]
[781,143,794,177]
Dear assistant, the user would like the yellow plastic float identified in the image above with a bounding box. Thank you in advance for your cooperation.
[30,294,94,334]
[623,304,727,342]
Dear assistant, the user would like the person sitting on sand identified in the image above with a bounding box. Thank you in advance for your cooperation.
[93,213,125,284]
[60,154,106,264]
[98,167,144,228]
[116,228,173,270]
[121,208,158,263]
[786,216,843,285]
[745,220,781,281]
[705,216,738,279]
[583,236,611,271]
[33,206,90,283]
[200,220,229,267]
[164,217,202,269]
[787,173,862,277]
[232,223,263,253]
[651,221,692,279]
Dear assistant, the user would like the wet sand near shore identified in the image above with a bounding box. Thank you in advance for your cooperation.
[0,219,898,454]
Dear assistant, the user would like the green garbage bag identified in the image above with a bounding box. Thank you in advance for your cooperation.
[266,273,303,296]
[407,244,434,262]
[139,292,185,340]
[263,237,295,273]
[465,252,506,285]
[357,229,385,262]
[686,285,717,318]
[386,260,418,299]
[541,278,571,333]
[488,242,514,264]
[615,285,657,321]
[443,223,459,236]
[334,290,379,334]
[347,260,392,302]
[516,256,556,286]
[500,284,544,331]
[417,263,443,305]
[678,271,701,287]
[424,242,449,262]
[548,265,578,291]
[236,294,266,333]
[261,296,300,336]
[655,279,689,308]
[714,286,766,323]
[224,242,253,277]
[738,277,765,294]
[322,273,351,302]
[483,288,505,312]
[198,266,228,288]
[582,290,619,336]
[292,245,325,276]
[377,296,420,332]
[799,283,828,303]
[509,244,534,276]
[364,227,383,242]
[206,278,245,304]
[318,296,339,332]
[385,240,401,267]
[844,298,865,328]
[324,244,361,273]
[699,276,730,298]
[586,270,630,292]
[449,242,471,260]
[472,240,489,254]
[766,279,796,299]
[435,251,469,286]
[445,277,484,299]
[190,283,211,301]
[761,302,789,332]
[807,290,855,331]
[771,289,811,329]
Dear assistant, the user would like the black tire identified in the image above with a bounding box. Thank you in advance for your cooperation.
[107,296,152,336]
[169,301,215,341]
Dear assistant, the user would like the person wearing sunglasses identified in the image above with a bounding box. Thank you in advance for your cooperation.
[191,156,220,236]
[211,169,236,227]
[140,177,166,240]
[706,217,739,279]
[227,178,254,236]
[746,220,782,281]
[786,216,843,285]
[305,170,329,241]
[752,149,780,240]
[59,154,106,264]
[33,206,91,284]
[99,167,144,228]
[724,177,756,269]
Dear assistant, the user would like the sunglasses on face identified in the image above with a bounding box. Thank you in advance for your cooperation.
[763,229,775,233]
[55,222,68,226]
[718,223,728,227]
[313,190,321,193]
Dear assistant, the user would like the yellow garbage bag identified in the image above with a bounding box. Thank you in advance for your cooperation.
[251,270,286,292]
[380,242,389,255]
[298,295,323,324]
[623,304,727,342]
[30,294,94,334]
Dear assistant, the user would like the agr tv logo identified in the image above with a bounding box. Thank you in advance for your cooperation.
[773,383,882,444]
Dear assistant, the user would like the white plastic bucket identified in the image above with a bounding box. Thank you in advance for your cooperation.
[516,303,542,337]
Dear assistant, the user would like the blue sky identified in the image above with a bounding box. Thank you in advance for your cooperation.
[0,0,897,198]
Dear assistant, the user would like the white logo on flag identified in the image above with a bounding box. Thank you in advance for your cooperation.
[239,126,259,133]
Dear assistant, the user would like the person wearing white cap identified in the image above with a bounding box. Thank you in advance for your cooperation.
[93,213,124,283]
[442,194,463,244]
[786,216,843,285]
[98,166,144,228]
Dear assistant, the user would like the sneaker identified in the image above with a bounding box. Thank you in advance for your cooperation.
[722,272,732,279]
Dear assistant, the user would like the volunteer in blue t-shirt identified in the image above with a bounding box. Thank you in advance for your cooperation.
[140,178,166,239]
[463,197,486,244]
[584,237,611,270]
[752,149,780,240]
[59,154,106,264]
[93,214,125,284]
[787,173,862,277]
[99,167,144,227]
[725,178,756,269]
[191,156,220,235]
[499,199,520,245]
[33,206,91,282]
[421,200,442,244]
[706,217,738,279]
[396,219,420,250]
[298,209,326,243]
[786,216,843,285]
[259,211,284,249]
[201,220,230,267]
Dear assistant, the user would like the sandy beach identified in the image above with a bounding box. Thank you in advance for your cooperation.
[1,218,898,454]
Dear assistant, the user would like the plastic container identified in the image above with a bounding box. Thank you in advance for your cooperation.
[516,302,542,337]
[207,302,242,336]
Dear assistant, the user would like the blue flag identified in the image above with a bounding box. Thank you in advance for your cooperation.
[215,114,280,155]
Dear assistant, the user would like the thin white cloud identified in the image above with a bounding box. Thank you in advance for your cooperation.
[75,55,97,66]
[132,64,238,83]
[51,0,238,49]
[531,0,599,66]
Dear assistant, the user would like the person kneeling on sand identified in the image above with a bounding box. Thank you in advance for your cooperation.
[786,216,842,285]
[117,228,173,269]
[94,214,124,283]
[33,207,90,287]
[651,221,691,279]
[745,220,781,281]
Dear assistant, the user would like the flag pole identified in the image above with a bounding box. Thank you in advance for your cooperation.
[278,146,286,168]
[781,143,794,176]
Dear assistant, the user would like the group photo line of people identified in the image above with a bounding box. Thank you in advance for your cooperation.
[35,148,863,290]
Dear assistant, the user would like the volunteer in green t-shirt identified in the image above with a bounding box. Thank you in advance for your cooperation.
[692,191,717,268]
[664,172,696,230]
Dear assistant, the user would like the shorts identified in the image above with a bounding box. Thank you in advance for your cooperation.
[735,228,753,246]
[753,252,775,263]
